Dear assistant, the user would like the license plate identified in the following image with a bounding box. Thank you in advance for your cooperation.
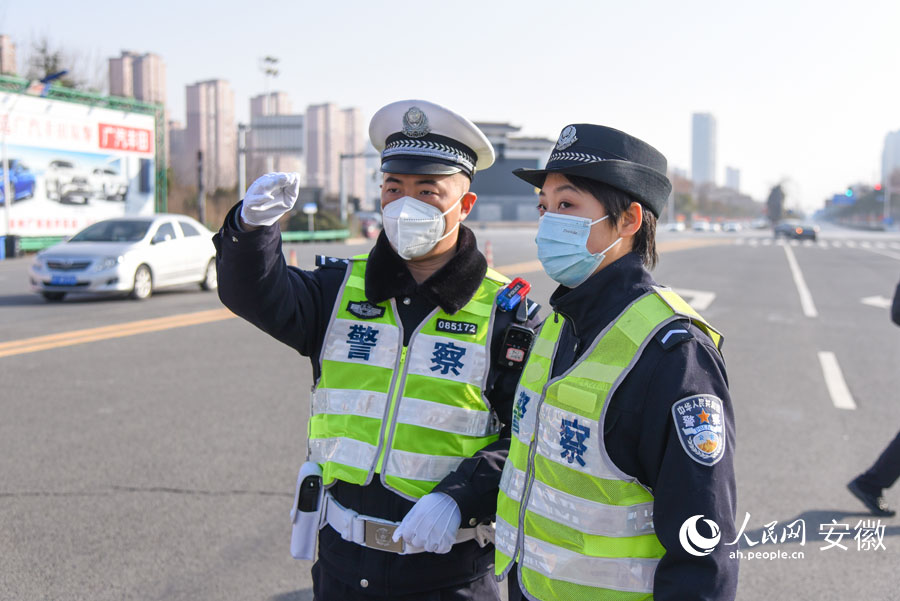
[50,275,78,286]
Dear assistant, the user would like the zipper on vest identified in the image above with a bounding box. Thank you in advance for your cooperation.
[512,314,565,570]
[374,344,407,474]
[367,299,405,480]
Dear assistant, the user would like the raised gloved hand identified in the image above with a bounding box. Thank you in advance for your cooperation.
[392,492,461,554]
[240,172,301,227]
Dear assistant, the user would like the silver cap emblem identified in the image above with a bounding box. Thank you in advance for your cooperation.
[555,125,578,150]
[402,107,430,138]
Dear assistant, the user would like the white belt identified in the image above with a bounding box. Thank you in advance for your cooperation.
[322,492,494,554]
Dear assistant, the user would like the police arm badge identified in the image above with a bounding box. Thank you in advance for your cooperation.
[671,394,726,466]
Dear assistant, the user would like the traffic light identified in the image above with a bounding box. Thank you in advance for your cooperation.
[845,188,854,197]
[875,183,883,191]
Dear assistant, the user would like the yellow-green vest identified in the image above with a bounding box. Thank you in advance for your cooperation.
[308,255,510,500]
[495,287,723,600]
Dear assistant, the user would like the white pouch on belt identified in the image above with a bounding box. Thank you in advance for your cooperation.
[289,461,324,560]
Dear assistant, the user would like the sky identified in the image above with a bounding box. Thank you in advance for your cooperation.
[3,0,900,212]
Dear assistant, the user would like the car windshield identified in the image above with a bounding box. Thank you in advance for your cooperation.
[69,220,151,242]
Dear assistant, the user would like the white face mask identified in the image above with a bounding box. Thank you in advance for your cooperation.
[381,195,463,260]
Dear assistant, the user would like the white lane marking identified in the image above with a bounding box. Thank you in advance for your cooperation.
[846,240,857,248]
[817,351,857,410]
[889,242,900,249]
[734,238,745,245]
[672,288,717,311]
[817,241,828,248]
[861,241,872,248]
[783,244,818,318]
[856,246,900,261]
[749,239,759,247]
[803,240,814,247]
[790,239,800,247]
[762,239,772,246]
[861,295,892,309]
[832,241,843,248]
[875,242,886,249]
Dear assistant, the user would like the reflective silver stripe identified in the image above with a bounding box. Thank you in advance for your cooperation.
[521,534,658,593]
[536,404,620,479]
[512,384,541,447]
[384,448,465,482]
[501,467,654,537]
[312,388,388,420]
[405,333,486,387]
[495,516,519,557]
[396,397,497,437]
[322,318,400,370]
[308,437,377,472]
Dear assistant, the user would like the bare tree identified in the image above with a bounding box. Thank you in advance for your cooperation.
[23,36,105,93]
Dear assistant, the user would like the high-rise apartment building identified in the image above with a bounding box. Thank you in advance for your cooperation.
[182,79,236,191]
[251,92,292,118]
[882,130,900,186]
[725,166,740,192]
[0,35,17,75]
[108,51,166,105]
[691,112,717,187]
[305,103,365,201]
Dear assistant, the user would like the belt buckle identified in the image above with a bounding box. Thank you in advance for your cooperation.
[363,519,404,553]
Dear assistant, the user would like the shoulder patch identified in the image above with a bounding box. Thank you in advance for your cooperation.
[655,323,694,350]
[671,395,726,466]
[315,255,350,269]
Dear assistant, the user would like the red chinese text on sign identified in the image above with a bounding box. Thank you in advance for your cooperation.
[98,123,153,153]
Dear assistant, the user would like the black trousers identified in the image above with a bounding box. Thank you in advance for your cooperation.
[857,429,900,492]
[312,560,500,601]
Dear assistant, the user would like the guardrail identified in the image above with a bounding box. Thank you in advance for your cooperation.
[281,230,351,242]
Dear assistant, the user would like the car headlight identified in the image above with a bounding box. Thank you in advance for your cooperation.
[32,256,46,271]
[94,256,123,271]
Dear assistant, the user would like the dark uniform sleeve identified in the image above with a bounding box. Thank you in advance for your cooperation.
[635,329,738,601]
[213,202,344,362]
[431,300,541,525]
[892,277,900,326]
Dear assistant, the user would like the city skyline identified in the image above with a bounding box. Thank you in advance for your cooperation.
[3,0,899,212]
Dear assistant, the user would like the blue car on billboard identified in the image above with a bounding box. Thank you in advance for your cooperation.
[0,159,37,205]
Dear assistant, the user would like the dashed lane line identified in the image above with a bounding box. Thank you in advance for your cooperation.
[817,351,857,410]
[782,244,818,318]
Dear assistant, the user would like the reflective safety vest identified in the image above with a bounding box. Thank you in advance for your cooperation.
[308,254,510,500]
[495,287,723,600]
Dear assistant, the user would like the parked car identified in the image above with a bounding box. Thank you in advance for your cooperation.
[29,215,217,302]
[45,159,93,204]
[774,221,818,241]
[692,221,711,232]
[723,221,743,232]
[663,222,686,232]
[0,159,37,205]
[90,167,129,201]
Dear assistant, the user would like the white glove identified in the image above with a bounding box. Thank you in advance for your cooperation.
[240,172,301,227]
[392,492,461,554]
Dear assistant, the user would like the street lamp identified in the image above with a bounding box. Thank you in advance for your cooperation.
[258,56,279,173]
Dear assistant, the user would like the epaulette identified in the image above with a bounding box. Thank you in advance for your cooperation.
[655,321,694,351]
[315,255,350,269]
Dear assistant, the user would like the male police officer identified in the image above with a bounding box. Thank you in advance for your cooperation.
[215,100,538,601]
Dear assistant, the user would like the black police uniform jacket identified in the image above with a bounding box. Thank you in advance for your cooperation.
[214,203,533,597]
[509,252,738,601]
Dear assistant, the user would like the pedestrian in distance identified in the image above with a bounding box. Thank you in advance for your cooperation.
[214,99,539,601]
[846,275,900,517]
[494,124,739,601]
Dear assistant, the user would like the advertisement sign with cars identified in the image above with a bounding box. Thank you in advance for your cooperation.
[1,91,156,236]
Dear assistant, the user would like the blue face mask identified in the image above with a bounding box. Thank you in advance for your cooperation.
[535,212,623,288]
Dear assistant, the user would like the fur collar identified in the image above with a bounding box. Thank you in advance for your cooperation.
[365,225,487,315]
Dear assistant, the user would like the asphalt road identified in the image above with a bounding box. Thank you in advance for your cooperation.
[1,223,899,600]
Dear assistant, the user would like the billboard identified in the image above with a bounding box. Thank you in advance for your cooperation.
[0,91,156,237]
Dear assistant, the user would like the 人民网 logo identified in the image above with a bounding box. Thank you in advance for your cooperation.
[679,514,721,556]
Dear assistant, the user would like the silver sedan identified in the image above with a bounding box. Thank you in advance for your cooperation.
[29,214,218,301]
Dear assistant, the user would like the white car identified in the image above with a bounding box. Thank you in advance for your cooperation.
[29,214,217,301]
[692,221,711,232]
[90,167,129,201]
[45,159,93,204]
[663,222,686,232]
[723,221,743,232]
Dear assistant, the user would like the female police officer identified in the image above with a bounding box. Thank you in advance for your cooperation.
[495,124,738,600]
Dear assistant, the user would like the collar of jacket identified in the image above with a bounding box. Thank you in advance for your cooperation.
[549,252,656,338]
[364,224,488,315]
